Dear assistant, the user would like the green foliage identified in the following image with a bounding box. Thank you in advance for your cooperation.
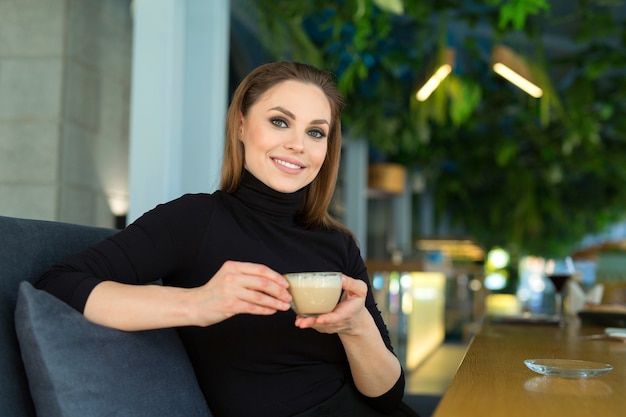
[486,0,550,30]
[373,0,405,14]
[253,0,626,257]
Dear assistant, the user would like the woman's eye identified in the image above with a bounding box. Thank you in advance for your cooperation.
[270,118,288,128]
[308,129,326,139]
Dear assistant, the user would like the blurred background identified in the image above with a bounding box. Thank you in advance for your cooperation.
[3,0,626,413]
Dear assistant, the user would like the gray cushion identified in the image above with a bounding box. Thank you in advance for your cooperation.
[14,281,211,417]
[0,215,117,416]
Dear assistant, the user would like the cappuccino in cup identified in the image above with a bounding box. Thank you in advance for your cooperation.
[285,272,342,316]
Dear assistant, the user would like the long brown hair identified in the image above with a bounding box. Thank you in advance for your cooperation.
[220,61,350,234]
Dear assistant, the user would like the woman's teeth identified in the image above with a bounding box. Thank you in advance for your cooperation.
[274,159,301,169]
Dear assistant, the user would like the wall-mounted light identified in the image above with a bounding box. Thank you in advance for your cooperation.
[416,48,455,102]
[107,192,129,229]
[491,44,543,98]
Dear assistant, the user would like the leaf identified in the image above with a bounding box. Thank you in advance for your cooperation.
[373,0,404,15]
[448,77,481,126]
[585,60,610,80]
[489,0,550,30]
[495,142,518,167]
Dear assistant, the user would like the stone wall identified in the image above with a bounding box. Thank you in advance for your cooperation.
[0,0,132,227]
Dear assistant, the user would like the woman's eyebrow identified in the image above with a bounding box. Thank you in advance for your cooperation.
[311,118,330,126]
[269,106,329,126]
[269,106,295,119]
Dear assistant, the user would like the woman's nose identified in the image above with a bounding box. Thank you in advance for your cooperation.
[284,132,305,152]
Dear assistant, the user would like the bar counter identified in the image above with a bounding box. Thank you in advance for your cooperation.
[432,318,626,417]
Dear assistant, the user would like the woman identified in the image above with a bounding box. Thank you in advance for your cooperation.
[37,61,415,417]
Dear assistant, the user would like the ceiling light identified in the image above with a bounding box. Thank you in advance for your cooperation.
[416,48,455,102]
[416,64,452,101]
[492,45,543,98]
[493,63,543,98]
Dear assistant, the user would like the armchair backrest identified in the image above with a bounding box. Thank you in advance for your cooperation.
[0,215,115,416]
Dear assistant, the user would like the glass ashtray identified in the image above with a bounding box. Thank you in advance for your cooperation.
[524,359,613,379]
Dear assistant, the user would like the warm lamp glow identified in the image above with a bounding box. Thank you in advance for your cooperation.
[493,62,543,98]
[491,45,543,98]
[107,194,129,216]
[487,247,510,269]
[416,64,452,102]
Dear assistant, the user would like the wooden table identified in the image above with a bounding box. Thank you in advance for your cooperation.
[432,319,626,417]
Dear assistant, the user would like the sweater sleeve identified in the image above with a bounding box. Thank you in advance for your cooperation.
[35,194,211,312]
[344,234,407,413]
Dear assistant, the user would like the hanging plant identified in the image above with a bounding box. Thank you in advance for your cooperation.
[251,0,626,257]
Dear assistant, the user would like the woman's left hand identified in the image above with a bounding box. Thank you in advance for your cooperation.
[294,275,368,335]
[296,274,403,399]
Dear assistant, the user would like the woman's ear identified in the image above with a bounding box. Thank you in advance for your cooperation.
[238,112,245,141]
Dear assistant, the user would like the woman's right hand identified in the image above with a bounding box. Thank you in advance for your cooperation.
[84,261,291,331]
[192,260,292,326]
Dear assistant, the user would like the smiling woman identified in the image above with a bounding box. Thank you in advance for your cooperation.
[36,61,419,417]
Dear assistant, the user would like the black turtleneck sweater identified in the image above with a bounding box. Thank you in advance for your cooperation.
[36,172,405,417]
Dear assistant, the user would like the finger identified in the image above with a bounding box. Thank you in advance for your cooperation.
[341,275,367,297]
[226,261,289,287]
[240,299,289,315]
[233,300,286,316]
[237,286,291,311]
[294,315,321,328]
[236,274,292,304]
[219,261,291,303]
[294,315,344,334]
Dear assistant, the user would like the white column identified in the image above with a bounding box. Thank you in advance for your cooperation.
[127,0,229,223]
[182,0,229,195]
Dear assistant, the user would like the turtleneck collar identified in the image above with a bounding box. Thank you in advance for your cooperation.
[232,170,306,221]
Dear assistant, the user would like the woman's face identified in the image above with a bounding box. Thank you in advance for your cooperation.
[239,80,331,193]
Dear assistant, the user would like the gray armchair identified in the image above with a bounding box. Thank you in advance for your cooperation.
[1,215,438,417]
[0,215,210,417]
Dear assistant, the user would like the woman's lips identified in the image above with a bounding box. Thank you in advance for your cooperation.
[272,157,304,170]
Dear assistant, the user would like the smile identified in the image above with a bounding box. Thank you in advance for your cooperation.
[272,158,303,170]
